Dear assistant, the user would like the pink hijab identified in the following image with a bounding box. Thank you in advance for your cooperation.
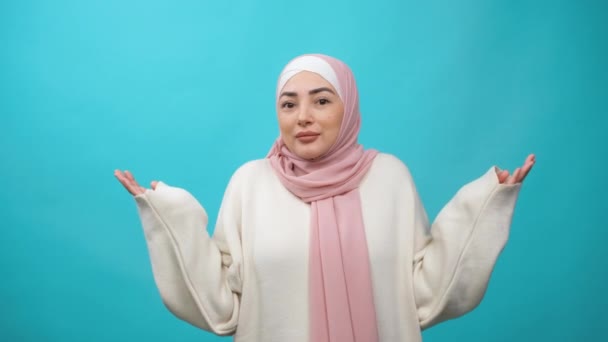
[267,54,379,342]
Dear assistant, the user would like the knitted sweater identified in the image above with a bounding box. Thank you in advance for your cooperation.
[134,153,521,341]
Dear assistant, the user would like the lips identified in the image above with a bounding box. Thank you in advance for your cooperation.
[295,131,320,143]
[295,131,320,138]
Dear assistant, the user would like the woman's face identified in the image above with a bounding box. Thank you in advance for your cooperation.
[277,71,344,160]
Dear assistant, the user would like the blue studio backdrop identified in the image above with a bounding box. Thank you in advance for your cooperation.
[1,0,606,341]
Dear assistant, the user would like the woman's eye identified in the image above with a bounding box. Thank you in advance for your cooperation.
[318,98,330,105]
[281,102,295,109]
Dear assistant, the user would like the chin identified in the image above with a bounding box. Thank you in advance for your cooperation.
[297,151,322,160]
[294,147,324,160]
[287,140,329,160]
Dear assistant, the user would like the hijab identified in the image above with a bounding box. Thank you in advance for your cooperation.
[267,54,379,342]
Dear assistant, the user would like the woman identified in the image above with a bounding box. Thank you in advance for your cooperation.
[115,54,535,342]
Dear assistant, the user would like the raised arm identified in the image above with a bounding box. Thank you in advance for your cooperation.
[411,154,534,329]
[115,170,243,335]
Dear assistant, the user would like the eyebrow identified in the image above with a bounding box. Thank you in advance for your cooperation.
[279,87,336,98]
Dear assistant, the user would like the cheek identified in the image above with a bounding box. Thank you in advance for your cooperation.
[277,113,290,131]
[277,113,295,141]
[325,107,344,133]
[321,107,344,146]
[333,112,344,131]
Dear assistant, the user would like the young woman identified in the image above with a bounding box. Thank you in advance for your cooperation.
[115,54,535,342]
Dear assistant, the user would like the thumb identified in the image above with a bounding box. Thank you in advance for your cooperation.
[151,181,159,190]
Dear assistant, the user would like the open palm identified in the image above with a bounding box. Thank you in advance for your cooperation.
[114,169,158,196]
[496,154,535,184]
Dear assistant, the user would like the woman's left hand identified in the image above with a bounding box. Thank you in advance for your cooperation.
[496,154,536,184]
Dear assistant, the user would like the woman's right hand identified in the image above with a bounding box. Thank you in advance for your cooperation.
[114,169,158,196]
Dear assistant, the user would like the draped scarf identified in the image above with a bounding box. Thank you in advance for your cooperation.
[267,54,379,342]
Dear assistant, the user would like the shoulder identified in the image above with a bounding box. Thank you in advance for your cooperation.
[225,158,274,188]
[232,159,271,177]
[369,152,415,182]
[215,159,273,201]
[362,152,421,197]
[360,152,420,206]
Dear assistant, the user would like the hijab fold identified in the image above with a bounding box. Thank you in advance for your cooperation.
[267,54,379,342]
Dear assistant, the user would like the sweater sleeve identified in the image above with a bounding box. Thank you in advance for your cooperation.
[411,166,521,329]
[133,174,244,336]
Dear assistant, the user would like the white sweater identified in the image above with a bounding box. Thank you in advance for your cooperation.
[134,153,521,341]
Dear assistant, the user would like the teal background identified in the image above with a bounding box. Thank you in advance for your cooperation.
[1,0,606,341]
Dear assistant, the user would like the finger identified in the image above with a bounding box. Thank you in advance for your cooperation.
[498,170,509,183]
[519,162,533,182]
[125,170,146,192]
[508,168,521,184]
[124,170,137,183]
[151,181,158,190]
[521,163,534,181]
[114,170,139,195]
[496,167,507,183]
[118,171,133,187]
[519,155,536,181]
[114,170,131,188]
[116,170,146,195]
[114,169,123,181]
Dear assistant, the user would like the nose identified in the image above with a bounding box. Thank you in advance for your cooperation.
[297,103,313,126]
